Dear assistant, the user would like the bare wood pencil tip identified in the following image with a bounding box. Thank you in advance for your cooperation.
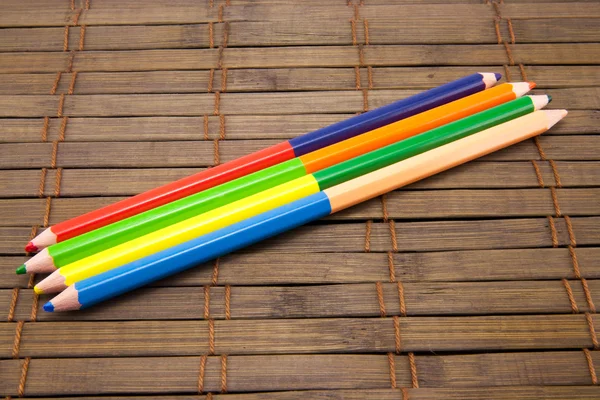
[544,109,568,129]
[480,72,501,89]
[23,247,56,274]
[46,285,81,312]
[29,227,58,251]
[36,271,68,294]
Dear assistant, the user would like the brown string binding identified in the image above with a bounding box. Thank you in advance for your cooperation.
[43,197,52,228]
[29,292,39,322]
[376,282,386,317]
[387,353,397,388]
[562,279,579,314]
[8,288,19,322]
[584,348,598,385]
[12,321,24,359]
[550,187,562,217]
[209,22,214,48]
[41,117,50,141]
[364,220,372,252]
[547,216,559,248]
[393,315,401,353]
[38,168,47,198]
[198,355,207,393]
[63,26,69,51]
[57,94,65,118]
[203,115,209,140]
[493,18,502,44]
[502,64,511,82]
[212,258,220,286]
[204,285,211,319]
[350,19,357,46]
[79,26,86,51]
[68,72,78,94]
[209,321,216,355]
[408,352,419,388]
[531,160,544,187]
[213,139,221,166]
[397,281,407,317]
[402,387,409,400]
[220,355,228,393]
[208,69,214,93]
[506,18,515,44]
[18,357,30,397]
[225,285,231,320]
[586,313,599,350]
[50,72,62,95]
[221,69,228,92]
[66,50,76,73]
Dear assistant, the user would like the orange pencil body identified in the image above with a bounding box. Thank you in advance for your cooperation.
[299,82,528,173]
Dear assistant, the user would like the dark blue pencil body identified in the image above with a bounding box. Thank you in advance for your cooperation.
[74,193,332,308]
[288,73,498,156]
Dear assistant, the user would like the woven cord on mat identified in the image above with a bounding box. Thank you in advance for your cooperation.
[2,0,600,397]
[491,0,599,384]
[6,1,90,396]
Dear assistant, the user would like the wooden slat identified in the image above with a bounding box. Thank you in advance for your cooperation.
[0,217,594,255]
[502,2,600,19]
[1,161,598,198]
[0,111,595,144]
[0,66,597,95]
[0,226,32,255]
[1,44,599,73]
[2,247,600,288]
[12,387,600,400]
[1,188,599,226]
[1,2,599,27]
[0,88,595,118]
[7,280,598,321]
[1,136,598,169]
[1,352,598,395]
[0,315,597,358]
[510,18,600,43]
[0,19,511,50]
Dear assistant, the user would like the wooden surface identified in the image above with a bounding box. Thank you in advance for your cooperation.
[1,0,600,398]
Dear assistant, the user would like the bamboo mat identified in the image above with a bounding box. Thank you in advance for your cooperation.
[1,0,600,398]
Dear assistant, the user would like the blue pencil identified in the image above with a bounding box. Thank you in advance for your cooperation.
[43,108,567,312]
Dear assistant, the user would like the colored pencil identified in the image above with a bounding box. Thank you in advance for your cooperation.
[33,94,546,293]
[22,81,531,275]
[25,73,500,252]
[44,109,568,311]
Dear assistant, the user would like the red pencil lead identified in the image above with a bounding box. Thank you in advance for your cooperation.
[25,242,38,253]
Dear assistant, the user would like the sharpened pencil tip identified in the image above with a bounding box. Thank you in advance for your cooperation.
[25,242,38,253]
[547,95,552,103]
[34,286,44,295]
[494,73,501,81]
[528,82,537,90]
[43,302,54,312]
[16,264,26,275]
